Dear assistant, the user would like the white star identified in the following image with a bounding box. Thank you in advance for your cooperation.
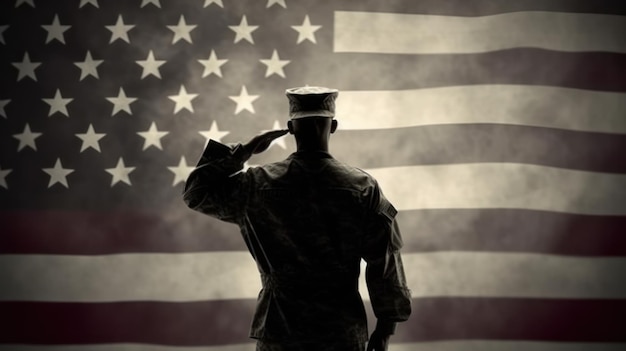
[198,50,227,78]
[260,49,290,78]
[140,0,161,7]
[79,0,99,8]
[105,157,136,186]
[13,123,42,151]
[75,124,105,152]
[0,99,9,118]
[0,25,8,44]
[15,0,35,7]
[167,15,196,44]
[262,120,287,149]
[42,14,71,44]
[137,122,169,150]
[43,89,73,117]
[0,165,11,189]
[266,0,286,8]
[12,52,41,81]
[203,0,224,7]
[106,15,135,44]
[136,50,165,79]
[168,85,198,114]
[291,15,321,44]
[106,87,137,116]
[199,121,229,146]
[229,15,258,44]
[229,85,259,114]
[168,156,195,186]
[74,51,103,80]
[43,158,74,188]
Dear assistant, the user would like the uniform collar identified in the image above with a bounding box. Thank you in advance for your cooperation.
[289,150,333,159]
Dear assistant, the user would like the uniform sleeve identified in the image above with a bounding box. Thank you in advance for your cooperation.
[182,139,249,223]
[361,182,412,332]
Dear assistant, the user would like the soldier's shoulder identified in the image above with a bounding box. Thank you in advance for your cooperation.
[327,159,378,188]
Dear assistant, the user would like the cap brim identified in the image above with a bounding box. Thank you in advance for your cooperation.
[290,110,334,119]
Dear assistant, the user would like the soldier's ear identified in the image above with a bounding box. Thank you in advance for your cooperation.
[330,119,338,134]
[287,120,294,134]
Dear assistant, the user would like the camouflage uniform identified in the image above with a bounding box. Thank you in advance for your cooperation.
[183,140,412,349]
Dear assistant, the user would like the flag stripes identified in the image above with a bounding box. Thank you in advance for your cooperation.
[367,164,626,214]
[4,209,626,256]
[2,299,626,344]
[334,86,626,133]
[331,125,626,172]
[2,342,626,351]
[317,50,626,92]
[2,0,625,349]
[2,252,625,302]
[333,11,626,54]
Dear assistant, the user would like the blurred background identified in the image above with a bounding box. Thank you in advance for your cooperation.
[1,0,625,350]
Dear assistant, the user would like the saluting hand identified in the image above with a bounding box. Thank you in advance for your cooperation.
[242,129,289,160]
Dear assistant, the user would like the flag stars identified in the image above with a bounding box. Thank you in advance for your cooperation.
[136,50,165,79]
[0,100,9,118]
[43,89,73,117]
[167,15,196,44]
[260,50,290,78]
[0,165,11,189]
[15,0,35,7]
[169,85,198,114]
[43,158,74,188]
[74,51,103,80]
[75,124,105,152]
[137,122,169,150]
[198,50,228,78]
[267,0,286,8]
[42,14,71,44]
[0,25,8,44]
[199,121,229,146]
[168,156,195,186]
[13,123,42,151]
[106,87,137,116]
[229,15,258,44]
[229,85,259,114]
[79,0,99,8]
[12,52,41,81]
[203,0,224,8]
[291,15,321,44]
[141,0,161,7]
[106,15,135,44]
[106,158,135,186]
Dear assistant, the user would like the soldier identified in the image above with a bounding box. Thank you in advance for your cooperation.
[183,86,411,351]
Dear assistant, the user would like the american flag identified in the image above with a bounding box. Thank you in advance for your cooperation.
[1,0,626,350]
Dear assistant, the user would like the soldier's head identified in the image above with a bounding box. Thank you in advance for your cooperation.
[285,86,338,151]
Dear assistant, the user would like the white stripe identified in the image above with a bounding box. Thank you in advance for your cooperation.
[335,85,626,134]
[368,164,626,215]
[334,11,626,54]
[2,342,626,351]
[2,252,625,302]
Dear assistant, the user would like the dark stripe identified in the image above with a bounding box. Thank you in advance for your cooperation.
[397,209,626,256]
[0,300,255,346]
[314,50,626,92]
[2,298,625,345]
[2,209,625,256]
[393,298,626,343]
[335,125,626,173]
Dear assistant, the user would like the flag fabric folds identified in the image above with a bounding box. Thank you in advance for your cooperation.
[1,0,625,350]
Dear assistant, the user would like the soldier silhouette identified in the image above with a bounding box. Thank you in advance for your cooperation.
[184,87,411,351]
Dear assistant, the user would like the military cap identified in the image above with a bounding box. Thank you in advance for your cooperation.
[285,86,339,119]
